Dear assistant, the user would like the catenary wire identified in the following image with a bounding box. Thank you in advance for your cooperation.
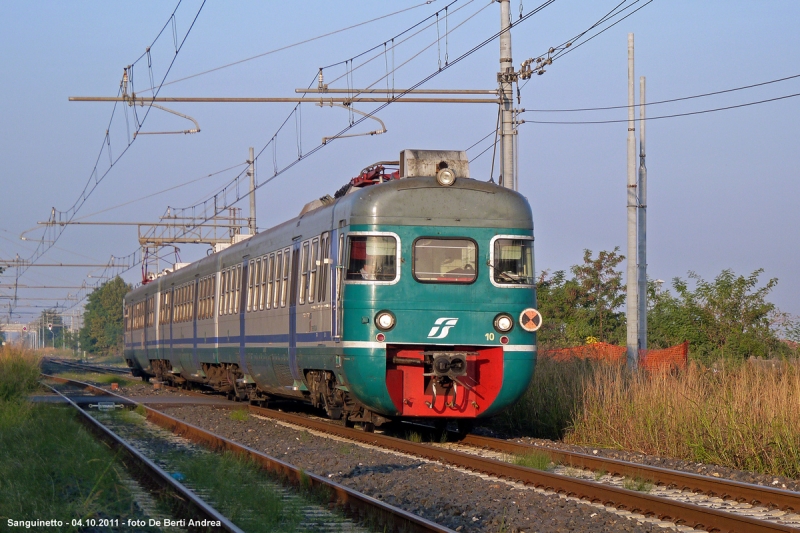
[137,1,439,93]
[524,72,800,112]
[523,91,800,124]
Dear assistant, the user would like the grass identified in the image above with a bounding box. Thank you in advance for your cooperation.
[623,476,654,492]
[0,345,40,402]
[406,431,423,443]
[491,355,596,439]
[229,409,249,422]
[0,404,156,530]
[50,371,138,388]
[566,360,800,478]
[0,348,156,529]
[511,451,552,471]
[493,354,800,479]
[166,450,306,533]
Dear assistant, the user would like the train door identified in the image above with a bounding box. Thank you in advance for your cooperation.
[192,277,200,373]
[332,232,345,341]
[288,244,301,383]
[239,259,248,374]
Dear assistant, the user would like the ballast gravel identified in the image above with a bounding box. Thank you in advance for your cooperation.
[493,431,800,493]
[161,404,666,533]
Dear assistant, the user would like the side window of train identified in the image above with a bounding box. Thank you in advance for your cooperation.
[190,282,196,321]
[281,247,291,307]
[345,234,398,282]
[247,260,255,312]
[317,233,329,302]
[235,264,242,313]
[227,268,234,315]
[299,241,309,305]
[309,237,319,304]
[219,270,227,316]
[264,254,272,310]
[258,255,267,310]
[254,258,263,311]
[273,252,282,309]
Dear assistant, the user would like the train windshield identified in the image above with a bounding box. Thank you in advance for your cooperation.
[413,238,477,283]
[493,238,534,285]
[346,235,397,281]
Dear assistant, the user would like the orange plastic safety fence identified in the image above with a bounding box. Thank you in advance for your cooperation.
[540,341,689,371]
[639,341,689,371]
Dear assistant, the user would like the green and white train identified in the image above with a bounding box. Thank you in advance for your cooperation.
[124,149,541,430]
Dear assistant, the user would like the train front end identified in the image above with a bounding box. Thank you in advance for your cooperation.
[339,150,540,423]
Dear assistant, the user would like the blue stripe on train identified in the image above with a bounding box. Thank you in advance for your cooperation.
[130,330,331,349]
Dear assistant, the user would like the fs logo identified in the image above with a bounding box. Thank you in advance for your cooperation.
[427,317,459,339]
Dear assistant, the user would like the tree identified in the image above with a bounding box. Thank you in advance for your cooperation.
[571,247,626,344]
[647,269,786,361]
[79,277,131,356]
[536,248,626,348]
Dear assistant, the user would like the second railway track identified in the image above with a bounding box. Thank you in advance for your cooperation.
[44,371,800,532]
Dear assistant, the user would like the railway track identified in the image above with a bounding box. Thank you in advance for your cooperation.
[40,374,455,533]
[229,403,798,533]
[41,381,244,533]
[46,372,800,532]
[45,357,133,376]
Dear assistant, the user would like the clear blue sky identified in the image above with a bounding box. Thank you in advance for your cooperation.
[1,1,798,327]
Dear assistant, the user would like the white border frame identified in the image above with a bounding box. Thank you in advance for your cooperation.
[489,234,535,289]
[343,231,402,286]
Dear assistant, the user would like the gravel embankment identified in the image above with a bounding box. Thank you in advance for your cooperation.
[159,404,672,533]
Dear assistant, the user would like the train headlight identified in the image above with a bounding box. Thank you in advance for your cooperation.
[436,168,456,187]
[493,313,514,333]
[375,310,396,331]
[519,308,543,332]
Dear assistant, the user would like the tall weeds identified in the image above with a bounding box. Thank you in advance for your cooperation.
[492,356,596,439]
[566,360,800,478]
[0,345,41,402]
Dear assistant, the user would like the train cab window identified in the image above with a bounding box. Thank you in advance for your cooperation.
[413,238,477,284]
[492,237,534,286]
[346,235,398,282]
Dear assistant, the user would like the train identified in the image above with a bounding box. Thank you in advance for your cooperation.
[123,149,541,431]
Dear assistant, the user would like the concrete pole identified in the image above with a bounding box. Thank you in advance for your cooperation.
[498,0,515,190]
[248,146,257,235]
[626,33,639,369]
[638,76,648,352]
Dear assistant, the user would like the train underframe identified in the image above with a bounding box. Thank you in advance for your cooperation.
[127,350,484,435]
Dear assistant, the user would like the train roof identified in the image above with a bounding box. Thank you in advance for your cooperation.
[337,175,532,229]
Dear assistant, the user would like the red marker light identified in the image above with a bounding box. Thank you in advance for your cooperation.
[376,333,386,342]
[500,336,509,345]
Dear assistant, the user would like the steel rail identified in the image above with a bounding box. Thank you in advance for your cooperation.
[46,358,132,376]
[40,382,245,533]
[460,434,800,513]
[40,375,455,533]
[244,405,797,533]
[42,375,798,531]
